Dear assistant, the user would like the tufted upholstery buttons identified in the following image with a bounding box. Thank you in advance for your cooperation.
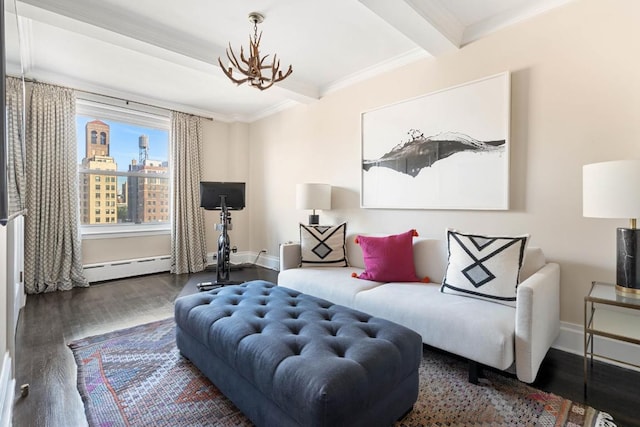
[175,280,422,427]
[330,343,346,357]
[324,324,339,336]
[176,280,419,367]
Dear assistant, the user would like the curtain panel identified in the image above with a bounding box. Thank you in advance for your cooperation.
[5,76,26,217]
[24,82,88,293]
[170,111,208,274]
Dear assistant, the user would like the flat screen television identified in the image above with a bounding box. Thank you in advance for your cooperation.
[200,181,246,211]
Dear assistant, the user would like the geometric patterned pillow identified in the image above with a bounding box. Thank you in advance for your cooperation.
[300,222,348,267]
[440,229,529,307]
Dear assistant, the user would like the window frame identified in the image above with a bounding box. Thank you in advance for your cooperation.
[76,97,172,239]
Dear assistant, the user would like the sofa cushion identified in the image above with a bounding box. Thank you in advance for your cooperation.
[441,229,529,307]
[354,282,516,371]
[278,267,383,307]
[355,230,422,282]
[300,222,348,267]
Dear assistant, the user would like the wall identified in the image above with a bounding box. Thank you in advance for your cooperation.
[82,119,252,265]
[0,224,7,366]
[248,0,640,326]
[201,121,251,256]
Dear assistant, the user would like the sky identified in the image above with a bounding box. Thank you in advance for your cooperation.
[76,115,169,171]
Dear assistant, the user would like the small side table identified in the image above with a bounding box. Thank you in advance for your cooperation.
[584,281,640,396]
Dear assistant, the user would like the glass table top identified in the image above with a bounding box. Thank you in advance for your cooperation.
[587,282,640,309]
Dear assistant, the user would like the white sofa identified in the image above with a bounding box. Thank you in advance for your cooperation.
[278,235,560,383]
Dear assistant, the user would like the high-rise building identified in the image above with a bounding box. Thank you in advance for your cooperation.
[85,120,109,157]
[80,120,118,225]
[117,181,128,221]
[127,135,169,224]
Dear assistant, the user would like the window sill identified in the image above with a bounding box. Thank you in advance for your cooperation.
[81,224,170,240]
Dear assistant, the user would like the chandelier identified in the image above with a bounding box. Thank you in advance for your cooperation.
[218,12,293,91]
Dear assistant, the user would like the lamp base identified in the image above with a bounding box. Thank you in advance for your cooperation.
[616,228,640,298]
[308,214,319,225]
[615,284,640,299]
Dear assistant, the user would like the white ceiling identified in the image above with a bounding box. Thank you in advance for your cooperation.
[3,0,574,122]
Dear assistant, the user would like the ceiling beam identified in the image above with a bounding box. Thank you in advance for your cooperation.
[13,0,319,103]
[358,0,462,57]
[461,0,576,45]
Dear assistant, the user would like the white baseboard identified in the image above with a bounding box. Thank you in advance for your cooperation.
[553,321,640,372]
[206,251,279,272]
[253,253,279,271]
[83,255,171,282]
[0,352,15,427]
[82,250,279,284]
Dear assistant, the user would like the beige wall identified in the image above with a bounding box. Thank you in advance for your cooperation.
[82,234,170,264]
[248,0,640,325]
[201,120,251,255]
[82,119,252,264]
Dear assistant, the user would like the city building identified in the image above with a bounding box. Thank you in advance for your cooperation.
[127,135,170,223]
[79,120,118,225]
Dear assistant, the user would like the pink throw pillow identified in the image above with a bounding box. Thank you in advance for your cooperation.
[354,230,423,282]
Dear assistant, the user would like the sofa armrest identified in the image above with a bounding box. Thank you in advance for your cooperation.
[514,262,561,383]
[279,243,301,272]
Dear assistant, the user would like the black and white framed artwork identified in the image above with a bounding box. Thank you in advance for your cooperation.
[361,72,510,210]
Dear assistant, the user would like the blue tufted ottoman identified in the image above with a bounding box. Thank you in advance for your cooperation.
[174,280,421,427]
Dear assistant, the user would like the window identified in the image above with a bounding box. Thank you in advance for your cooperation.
[77,99,170,237]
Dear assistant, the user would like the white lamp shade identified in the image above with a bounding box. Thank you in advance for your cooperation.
[583,160,640,219]
[296,183,331,210]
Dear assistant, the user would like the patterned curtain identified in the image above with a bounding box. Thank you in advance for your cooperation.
[170,111,208,274]
[6,77,26,217]
[24,82,88,293]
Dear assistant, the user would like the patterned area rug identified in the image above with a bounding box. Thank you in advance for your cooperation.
[69,318,616,427]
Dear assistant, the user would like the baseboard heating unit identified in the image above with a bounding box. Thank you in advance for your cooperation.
[83,255,171,283]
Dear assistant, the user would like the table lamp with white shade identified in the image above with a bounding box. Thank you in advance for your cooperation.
[583,159,640,297]
[296,183,331,225]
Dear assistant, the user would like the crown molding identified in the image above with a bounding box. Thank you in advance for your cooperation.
[462,0,576,45]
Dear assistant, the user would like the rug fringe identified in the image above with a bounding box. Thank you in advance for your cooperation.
[596,411,616,427]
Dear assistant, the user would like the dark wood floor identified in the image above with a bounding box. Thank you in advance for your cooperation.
[12,267,640,427]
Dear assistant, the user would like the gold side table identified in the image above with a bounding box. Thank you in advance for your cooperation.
[584,281,640,396]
